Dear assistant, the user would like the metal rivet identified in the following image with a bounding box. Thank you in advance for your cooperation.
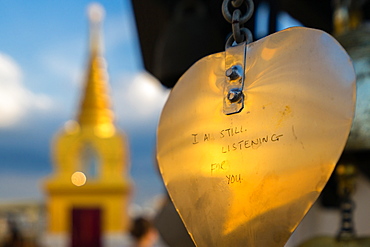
[226,65,242,80]
[227,88,243,102]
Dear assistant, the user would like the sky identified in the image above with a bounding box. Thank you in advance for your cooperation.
[0,0,302,211]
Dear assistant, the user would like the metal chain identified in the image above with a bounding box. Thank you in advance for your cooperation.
[336,163,357,241]
[222,0,254,45]
[337,198,356,240]
[222,0,254,24]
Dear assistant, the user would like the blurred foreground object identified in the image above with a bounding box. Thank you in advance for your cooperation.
[43,3,131,247]
[154,196,195,247]
[129,217,159,247]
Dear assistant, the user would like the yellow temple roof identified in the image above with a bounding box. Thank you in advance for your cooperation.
[77,4,114,127]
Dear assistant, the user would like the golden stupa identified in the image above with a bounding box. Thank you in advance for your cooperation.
[43,4,131,246]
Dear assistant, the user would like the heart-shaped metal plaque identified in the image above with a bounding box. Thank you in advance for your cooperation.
[156,27,356,247]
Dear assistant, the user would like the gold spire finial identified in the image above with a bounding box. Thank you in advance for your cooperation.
[77,3,114,130]
[87,3,105,54]
[88,3,105,23]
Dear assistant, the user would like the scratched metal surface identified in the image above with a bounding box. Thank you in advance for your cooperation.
[156,27,356,247]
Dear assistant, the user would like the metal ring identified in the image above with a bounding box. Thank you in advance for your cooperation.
[232,9,243,43]
[225,27,253,48]
[231,0,243,8]
[222,0,254,24]
[241,27,253,44]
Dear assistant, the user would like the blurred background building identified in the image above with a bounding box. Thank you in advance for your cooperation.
[42,4,131,247]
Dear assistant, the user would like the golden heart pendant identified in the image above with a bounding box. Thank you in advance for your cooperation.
[157,27,356,247]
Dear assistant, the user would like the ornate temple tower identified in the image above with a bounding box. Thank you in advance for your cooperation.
[43,4,131,247]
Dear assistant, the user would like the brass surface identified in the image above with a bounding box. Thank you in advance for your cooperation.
[157,27,356,247]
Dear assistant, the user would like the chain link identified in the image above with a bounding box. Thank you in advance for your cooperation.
[232,9,243,43]
[222,0,254,45]
[222,0,254,24]
[231,0,244,8]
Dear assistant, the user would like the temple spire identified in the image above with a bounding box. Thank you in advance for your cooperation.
[43,4,131,244]
[77,3,114,127]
